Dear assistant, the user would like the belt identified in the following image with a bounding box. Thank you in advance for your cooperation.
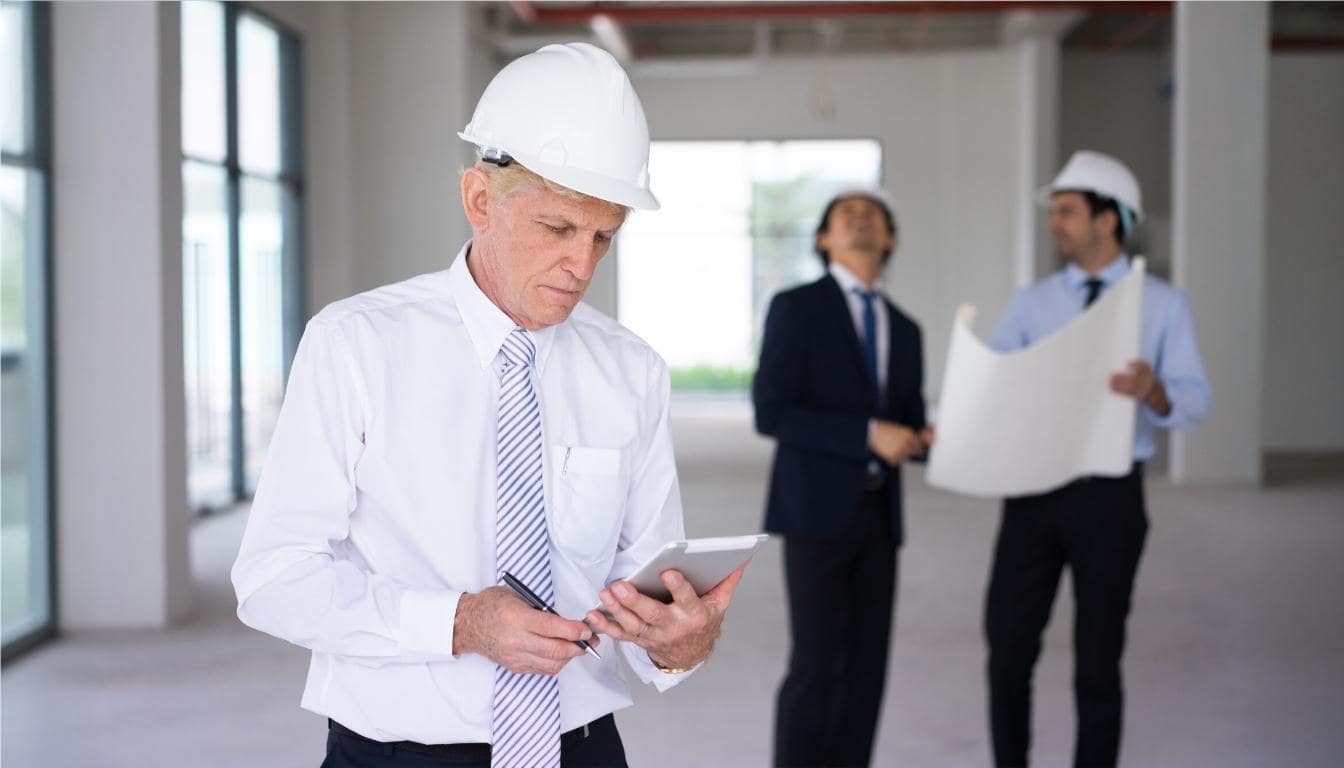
[1067,461,1145,487]
[328,715,607,759]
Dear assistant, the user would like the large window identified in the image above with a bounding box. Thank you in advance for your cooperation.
[1,0,53,657]
[617,140,882,391]
[182,1,303,511]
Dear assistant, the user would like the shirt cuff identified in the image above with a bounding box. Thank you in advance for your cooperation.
[621,641,701,692]
[397,588,461,657]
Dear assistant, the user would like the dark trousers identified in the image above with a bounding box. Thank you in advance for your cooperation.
[985,466,1148,768]
[774,487,899,768]
[321,714,627,768]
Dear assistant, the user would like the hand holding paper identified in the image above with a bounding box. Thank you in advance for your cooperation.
[926,258,1146,497]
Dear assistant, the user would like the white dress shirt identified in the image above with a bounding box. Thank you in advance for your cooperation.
[232,242,690,745]
[828,262,889,395]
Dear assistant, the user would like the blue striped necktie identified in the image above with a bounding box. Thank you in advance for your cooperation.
[492,328,561,768]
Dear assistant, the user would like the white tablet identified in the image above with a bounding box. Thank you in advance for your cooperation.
[609,534,769,604]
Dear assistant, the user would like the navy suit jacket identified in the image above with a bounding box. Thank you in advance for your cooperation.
[753,274,926,544]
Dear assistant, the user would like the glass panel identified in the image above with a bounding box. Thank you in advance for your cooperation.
[747,140,882,346]
[181,0,227,163]
[1,1,30,156]
[618,139,882,391]
[239,176,286,491]
[182,160,234,509]
[237,14,281,176]
[1,164,51,645]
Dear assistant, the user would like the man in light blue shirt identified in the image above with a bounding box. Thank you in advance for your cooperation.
[983,151,1211,768]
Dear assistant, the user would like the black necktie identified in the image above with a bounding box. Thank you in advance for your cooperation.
[1084,277,1104,308]
[856,289,879,393]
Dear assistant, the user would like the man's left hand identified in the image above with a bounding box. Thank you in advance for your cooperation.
[1110,359,1171,416]
[584,563,748,671]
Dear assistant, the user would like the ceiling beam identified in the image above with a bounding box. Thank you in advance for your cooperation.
[528,2,1171,25]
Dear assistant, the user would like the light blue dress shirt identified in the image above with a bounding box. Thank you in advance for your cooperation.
[989,256,1212,461]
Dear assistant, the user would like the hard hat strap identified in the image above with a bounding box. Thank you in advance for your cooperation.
[1116,202,1135,238]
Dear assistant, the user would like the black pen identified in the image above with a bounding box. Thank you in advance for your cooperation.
[501,571,602,660]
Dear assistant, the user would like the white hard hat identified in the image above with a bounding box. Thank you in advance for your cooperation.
[459,43,659,210]
[1039,150,1144,223]
[827,186,899,227]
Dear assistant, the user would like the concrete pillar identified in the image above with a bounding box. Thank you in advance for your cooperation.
[52,2,191,627]
[1014,35,1061,287]
[349,1,477,292]
[1001,10,1079,286]
[1170,1,1269,483]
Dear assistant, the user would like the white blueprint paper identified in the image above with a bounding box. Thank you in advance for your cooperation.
[926,258,1145,497]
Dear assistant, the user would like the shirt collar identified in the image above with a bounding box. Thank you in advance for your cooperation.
[1065,254,1132,290]
[828,262,872,295]
[447,241,556,373]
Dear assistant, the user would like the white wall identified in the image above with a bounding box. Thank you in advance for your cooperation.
[347,2,482,294]
[630,49,1030,400]
[1060,49,1173,278]
[52,1,190,628]
[1263,53,1344,452]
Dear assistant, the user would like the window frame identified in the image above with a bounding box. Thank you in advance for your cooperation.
[182,1,305,512]
[1,0,57,664]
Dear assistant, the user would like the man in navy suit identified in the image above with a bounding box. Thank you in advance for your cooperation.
[754,189,934,767]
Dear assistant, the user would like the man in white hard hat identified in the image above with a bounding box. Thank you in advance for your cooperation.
[983,150,1212,767]
[754,189,934,767]
[232,43,745,768]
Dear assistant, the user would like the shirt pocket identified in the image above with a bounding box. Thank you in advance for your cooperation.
[549,445,626,566]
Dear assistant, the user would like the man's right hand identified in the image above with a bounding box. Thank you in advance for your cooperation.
[453,586,597,675]
[869,420,926,466]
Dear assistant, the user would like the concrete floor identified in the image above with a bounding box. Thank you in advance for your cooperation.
[3,402,1343,767]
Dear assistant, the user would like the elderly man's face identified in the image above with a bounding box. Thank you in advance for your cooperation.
[464,172,627,330]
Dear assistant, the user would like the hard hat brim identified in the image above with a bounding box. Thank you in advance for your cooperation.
[1036,183,1144,222]
[461,132,660,211]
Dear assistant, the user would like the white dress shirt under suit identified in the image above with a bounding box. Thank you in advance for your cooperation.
[828,262,889,395]
[232,242,690,746]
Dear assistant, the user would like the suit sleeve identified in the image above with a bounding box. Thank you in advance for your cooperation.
[897,321,928,432]
[752,292,870,459]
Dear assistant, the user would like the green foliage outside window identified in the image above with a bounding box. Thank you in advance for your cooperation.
[669,365,754,391]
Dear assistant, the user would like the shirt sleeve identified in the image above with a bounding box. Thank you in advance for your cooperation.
[230,317,462,666]
[988,290,1031,353]
[604,349,697,691]
[1145,291,1213,431]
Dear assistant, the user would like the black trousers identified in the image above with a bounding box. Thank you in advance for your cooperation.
[321,714,627,768]
[774,487,899,768]
[985,466,1148,768]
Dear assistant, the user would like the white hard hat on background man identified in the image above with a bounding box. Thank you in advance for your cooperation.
[826,186,900,227]
[459,42,659,210]
[1039,150,1143,233]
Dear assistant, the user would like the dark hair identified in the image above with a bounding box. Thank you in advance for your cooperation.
[814,194,898,266]
[1081,190,1129,245]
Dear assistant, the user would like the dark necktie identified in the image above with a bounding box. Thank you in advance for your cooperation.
[855,288,879,392]
[1084,277,1104,308]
